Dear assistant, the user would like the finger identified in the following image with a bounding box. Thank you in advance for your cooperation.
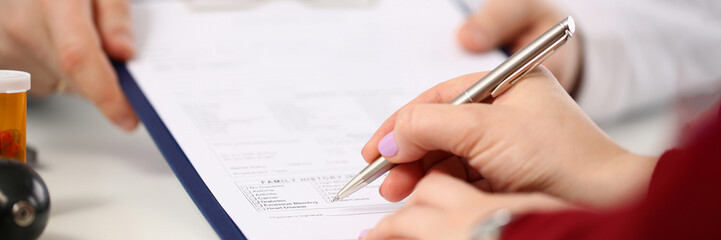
[382,103,503,165]
[44,0,139,131]
[364,206,442,240]
[94,0,135,60]
[457,0,544,52]
[377,151,461,202]
[377,152,469,202]
[407,172,482,210]
[378,161,424,202]
[361,72,488,163]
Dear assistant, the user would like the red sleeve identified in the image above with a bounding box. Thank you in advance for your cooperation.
[502,105,721,240]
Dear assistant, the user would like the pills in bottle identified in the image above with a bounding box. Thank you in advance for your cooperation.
[0,71,31,163]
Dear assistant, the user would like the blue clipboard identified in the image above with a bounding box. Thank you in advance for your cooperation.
[114,61,246,240]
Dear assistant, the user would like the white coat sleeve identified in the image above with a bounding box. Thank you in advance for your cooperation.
[553,0,721,123]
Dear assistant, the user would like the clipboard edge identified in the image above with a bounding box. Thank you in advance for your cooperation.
[114,61,246,240]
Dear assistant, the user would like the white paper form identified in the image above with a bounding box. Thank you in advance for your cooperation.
[128,1,506,239]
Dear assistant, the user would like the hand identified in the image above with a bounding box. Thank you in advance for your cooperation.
[360,172,571,240]
[0,0,138,131]
[361,67,657,208]
[457,0,583,93]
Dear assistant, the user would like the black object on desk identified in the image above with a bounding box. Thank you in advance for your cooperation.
[0,159,50,240]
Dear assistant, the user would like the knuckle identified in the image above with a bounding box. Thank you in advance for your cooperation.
[58,43,89,75]
[396,105,421,136]
[4,20,26,42]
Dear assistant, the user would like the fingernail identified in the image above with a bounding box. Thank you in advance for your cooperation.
[115,31,136,57]
[470,27,488,48]
[463,21,489,49]
[378,131,398,157]
[117,115,138,132]
[358,228,371,239]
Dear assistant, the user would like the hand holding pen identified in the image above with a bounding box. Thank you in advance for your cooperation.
[339,16,655,210]
[355,64,654,208]
[335,17,577,202]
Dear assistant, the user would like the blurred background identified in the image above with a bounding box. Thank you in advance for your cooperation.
[0,0,718,239]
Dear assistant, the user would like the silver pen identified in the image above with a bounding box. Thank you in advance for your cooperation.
[333,16,576,202]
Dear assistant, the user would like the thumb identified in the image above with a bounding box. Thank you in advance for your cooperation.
[457,0,539,53]
[378,104,506,165]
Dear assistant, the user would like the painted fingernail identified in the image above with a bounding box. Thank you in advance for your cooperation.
[378,131,398,157]
[117,115,138,132]
[358,228,371,239]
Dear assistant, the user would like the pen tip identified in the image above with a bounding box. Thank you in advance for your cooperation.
[332,196,340,202]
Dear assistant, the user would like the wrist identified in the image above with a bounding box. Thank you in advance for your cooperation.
[605,152,658,205]
[578,150,659,209]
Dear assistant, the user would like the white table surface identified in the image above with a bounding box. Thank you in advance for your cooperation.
[30,94,679,240]
[31,96,217,240]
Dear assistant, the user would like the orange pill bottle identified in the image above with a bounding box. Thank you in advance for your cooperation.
[0,71,30,163]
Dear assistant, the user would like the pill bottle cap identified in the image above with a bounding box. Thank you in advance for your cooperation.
[0,70,31,93]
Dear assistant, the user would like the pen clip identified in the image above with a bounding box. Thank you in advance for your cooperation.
[490,29,571,98]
